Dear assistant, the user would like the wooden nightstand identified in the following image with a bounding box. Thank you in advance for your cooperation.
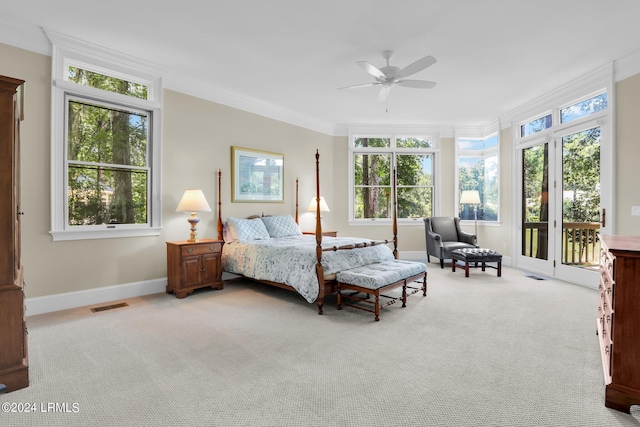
[302,230,337,237]
[166,239,223,298]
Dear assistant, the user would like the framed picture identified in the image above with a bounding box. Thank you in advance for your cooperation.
[231,146,284,202]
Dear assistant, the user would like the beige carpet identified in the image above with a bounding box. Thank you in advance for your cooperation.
[2,262,639,427]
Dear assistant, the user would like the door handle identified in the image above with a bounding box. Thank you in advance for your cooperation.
[601,208,606,228]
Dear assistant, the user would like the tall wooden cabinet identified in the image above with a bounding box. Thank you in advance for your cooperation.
[0,75,28,392]
[597,235,640,413]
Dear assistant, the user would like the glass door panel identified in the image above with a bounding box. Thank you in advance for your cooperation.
[522,143,550,261]
[555,126,601,285]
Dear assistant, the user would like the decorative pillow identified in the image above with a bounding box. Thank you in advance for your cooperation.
[226,217,271,242]
[261,215,302,238]
[222,221,234,243]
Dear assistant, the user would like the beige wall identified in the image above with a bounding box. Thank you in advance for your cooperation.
[1,43,334,299]
[616,73,640,235]
[3,40,640,300]
[162,89,335,240]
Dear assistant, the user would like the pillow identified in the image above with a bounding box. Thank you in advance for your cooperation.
[222,221,234,243]
[226,217,271,242]
[261,215,302,238]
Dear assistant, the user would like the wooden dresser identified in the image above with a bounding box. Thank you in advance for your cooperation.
[166,239,224,298]
[0,75,28,392]
[598,235,640,413]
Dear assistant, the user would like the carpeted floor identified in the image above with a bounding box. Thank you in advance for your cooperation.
[2,262,639,426]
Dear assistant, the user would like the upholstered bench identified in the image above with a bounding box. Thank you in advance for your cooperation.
[336,260,427,321]
[451,248,502,277]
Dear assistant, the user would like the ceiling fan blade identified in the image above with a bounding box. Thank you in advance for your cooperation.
[377,86,390,102]
[396,55,437,79]
[337,82,380,90]
[396,79,437,89]
[357,61,386,79]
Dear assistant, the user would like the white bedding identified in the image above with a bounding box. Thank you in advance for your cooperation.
[221,235,395,303]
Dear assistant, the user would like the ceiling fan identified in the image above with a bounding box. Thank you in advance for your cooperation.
[338,50,437,103]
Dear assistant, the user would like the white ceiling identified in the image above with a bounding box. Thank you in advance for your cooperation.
[3,0,640,135]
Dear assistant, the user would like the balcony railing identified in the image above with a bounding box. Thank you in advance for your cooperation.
[562,222,600,265]
[523,222,600,266]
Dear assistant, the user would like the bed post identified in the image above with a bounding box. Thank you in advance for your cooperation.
[392,167,398,259]
[314,150,325,315]
[217,169,223,241]
[295,178,299,224]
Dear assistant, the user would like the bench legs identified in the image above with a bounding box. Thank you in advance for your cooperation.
[337,272,426,321]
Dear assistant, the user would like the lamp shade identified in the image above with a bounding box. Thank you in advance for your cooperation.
[307,197,330,213]
[176,189,212,212]
[460,190,481,205]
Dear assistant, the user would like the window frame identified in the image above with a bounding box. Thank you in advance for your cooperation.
[47,29,165,241]
[348,127,440,226]
[455,132,500,224]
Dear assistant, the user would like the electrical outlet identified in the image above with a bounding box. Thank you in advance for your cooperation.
[632,206,640,216]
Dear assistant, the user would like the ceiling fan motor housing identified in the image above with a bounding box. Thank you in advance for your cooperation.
[380,66,400,80]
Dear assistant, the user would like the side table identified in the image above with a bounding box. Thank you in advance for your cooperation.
[166,239,224,298]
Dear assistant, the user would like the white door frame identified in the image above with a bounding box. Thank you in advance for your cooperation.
[553,118,611,288]
[513,111,613,288]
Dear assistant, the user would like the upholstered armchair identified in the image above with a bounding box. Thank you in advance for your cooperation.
[424,217,478,268]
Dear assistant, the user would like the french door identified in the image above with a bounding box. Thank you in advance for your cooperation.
[516,119,611,288]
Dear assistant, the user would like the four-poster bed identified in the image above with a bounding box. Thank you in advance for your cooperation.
[217,150,400,314]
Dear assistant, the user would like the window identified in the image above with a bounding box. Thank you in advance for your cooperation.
[47,30,164,240]
[457,133,499,222]
[520,114,552,137]
[67,98,149,226]
[350,132,437,223]
[560,92,607,124]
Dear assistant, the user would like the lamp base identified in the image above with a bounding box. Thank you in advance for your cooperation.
[187,213,200,243]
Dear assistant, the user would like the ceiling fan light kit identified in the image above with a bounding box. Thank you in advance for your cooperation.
[338,50,437,109]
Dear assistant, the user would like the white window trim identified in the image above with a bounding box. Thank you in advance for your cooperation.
[454,131,501,225]
[509,64,615,260]
[347,126,441,226]
[46,29,167,241]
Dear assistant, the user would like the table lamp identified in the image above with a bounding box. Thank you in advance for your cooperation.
[176,189,212,242]
[307,196,330,218]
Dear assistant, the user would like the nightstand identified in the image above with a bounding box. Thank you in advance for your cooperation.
[166,239,223,298]
[302,230,337,237]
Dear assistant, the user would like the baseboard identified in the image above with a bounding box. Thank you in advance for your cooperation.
[24,255,516,316]
[25,278,168,316]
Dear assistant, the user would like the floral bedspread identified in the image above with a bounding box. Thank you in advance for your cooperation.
[221,235,394,303]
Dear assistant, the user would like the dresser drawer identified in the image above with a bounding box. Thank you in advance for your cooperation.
[181,242,222,256]
[602,248,615,281]
[598,315,613,379]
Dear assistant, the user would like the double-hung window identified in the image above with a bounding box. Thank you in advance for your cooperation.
[349,131,438,224]
[457,133,500,222]
[48,30,165,241]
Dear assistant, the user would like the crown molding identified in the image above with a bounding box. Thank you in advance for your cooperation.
[345,123,455,138]
[614,47,640,82]
[0,14,51,55]
[164,73,338,137]
[499,63,613,126]
[44,28,169,78]
[3,15,640,138]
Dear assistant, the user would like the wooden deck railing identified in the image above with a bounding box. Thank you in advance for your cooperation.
[562,222,600,265]
[523,222,600,265]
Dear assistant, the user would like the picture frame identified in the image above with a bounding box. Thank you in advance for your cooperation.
[231,146,284,203]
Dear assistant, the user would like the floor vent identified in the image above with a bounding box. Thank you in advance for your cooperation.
[91,302,129,313]
[525,273,548,281]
